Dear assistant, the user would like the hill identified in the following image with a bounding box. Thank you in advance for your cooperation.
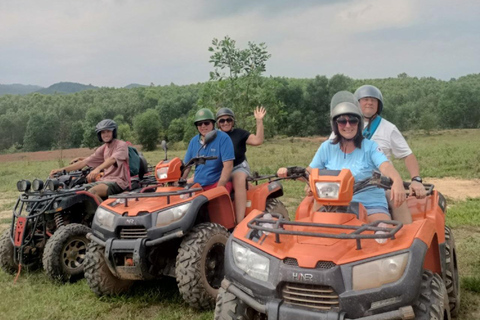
[35,82,98,94]
[0,83,44,95]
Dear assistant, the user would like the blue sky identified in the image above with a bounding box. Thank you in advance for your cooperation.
[1,0,479,87]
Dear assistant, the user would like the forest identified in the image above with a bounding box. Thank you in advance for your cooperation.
[1,36,479,153]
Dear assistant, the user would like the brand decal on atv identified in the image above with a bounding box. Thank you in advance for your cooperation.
[292,272,313,282]
[126,219,136,225]
[14,217,27,246]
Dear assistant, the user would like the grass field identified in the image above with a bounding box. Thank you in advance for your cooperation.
[0,129,479,319]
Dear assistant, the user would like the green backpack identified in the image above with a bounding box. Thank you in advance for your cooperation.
[128,146,141,176]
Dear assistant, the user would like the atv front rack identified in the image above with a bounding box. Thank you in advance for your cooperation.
[110,188,203,206]
[247,212,403,250]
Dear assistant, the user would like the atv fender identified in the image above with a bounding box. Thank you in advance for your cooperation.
[246,181,284,217]
[47,192,99,214]
[201,187,236,229]
[413,219,444,276]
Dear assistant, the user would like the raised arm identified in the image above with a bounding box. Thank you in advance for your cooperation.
[246,106,266,146]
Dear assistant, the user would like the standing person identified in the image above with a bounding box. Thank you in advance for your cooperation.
[216,106,266,223]
[50,119,129,203]
[354,85,426,199]
[182,108,235,192]
[279,93,406,225]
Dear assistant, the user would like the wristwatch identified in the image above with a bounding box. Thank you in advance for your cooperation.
[411,176,423,183]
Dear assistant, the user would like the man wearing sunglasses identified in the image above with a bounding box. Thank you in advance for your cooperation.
[216,106,266,223]
[183,108,234,192]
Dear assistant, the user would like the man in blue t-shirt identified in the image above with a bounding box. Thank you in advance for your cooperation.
[182,108,235,192]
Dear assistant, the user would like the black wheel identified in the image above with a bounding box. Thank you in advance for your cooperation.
[84,241,134,296]
[0,228,42,274]
[265,198,289,220]
[42,223,90,282]
[413,270,450,320]
[214,288,264,320]
[0,229,17,274]
[445,226,460,317]
[176,223,230,309]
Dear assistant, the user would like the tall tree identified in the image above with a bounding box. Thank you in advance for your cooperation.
[133,109,161,151]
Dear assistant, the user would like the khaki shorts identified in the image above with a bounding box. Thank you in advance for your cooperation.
[84,181,124,196]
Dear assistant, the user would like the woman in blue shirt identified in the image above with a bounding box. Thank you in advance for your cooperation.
[279,92,405,223]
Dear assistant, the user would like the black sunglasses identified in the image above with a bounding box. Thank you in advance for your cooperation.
[218,118,233,124]
[336,116,359,126]
[196,121,212,127]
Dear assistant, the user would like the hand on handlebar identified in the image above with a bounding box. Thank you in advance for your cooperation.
[276,167,288,178]
[50,169,63,178]
[409,181,427,199]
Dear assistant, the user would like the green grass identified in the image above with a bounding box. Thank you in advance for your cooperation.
[1,129,480,318]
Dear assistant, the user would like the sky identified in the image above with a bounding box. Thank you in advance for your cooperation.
[1,0,479,88]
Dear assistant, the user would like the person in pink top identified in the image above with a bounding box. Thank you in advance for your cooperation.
[50,119,129,202]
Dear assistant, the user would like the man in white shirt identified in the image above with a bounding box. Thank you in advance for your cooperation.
[354,85,427,204]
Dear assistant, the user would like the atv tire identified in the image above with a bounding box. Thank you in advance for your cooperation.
[176,223,230,309]
[445,226,460,317]
[84,241,134,296]
[0,229,17,274]
[265,198,289,220]
[42,223,90,282]
[413,270,450,320]
[214,288,264,320]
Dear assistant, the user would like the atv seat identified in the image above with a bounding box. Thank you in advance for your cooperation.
[138,155,148,180]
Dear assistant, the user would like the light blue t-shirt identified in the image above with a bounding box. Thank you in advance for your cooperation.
[184,130,235,187]
[309,139,389,209]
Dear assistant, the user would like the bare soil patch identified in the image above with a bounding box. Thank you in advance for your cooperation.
[0,148,93,162]
[0,145,143,163]
[427,178,480,201]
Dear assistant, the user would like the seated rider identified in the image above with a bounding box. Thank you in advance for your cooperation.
[182,108,235,193]
[278,92,406,225]
[216,106,266,223]
[50,119,129,203]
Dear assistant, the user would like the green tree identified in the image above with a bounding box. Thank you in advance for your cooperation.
[82,108,104,148]
[133,109,161,151]
[24,111,56,151]
[167,118,186,143]
[207,36,272,118]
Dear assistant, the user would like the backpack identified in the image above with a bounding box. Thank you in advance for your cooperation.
[128,146,141,176]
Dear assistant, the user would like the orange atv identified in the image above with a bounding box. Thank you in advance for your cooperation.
[215,167,460,320]
[83,131,288,309]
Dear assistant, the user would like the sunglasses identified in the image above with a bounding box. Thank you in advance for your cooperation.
[336,117,360,126]
[196,121,212,127]
[218,118,233,124]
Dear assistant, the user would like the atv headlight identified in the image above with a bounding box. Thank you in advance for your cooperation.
[155,202,191,227]
[156,167,169,180]
[32,179,44,191]
[314,182,340,199]
[352,252,409,290]
[94,207,116,231]
[232,242,270,282]
[17,180,31,192]
[47,179,60,191]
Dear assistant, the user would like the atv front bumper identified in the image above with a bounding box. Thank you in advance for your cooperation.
[88,231,183,280]
[222,279,414,320]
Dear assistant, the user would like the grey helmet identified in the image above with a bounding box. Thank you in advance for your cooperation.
[95,119,117,142]
[354,85,384,115]
[330,91,359,115]
[216,107,235,122]
[331,91,364,131]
